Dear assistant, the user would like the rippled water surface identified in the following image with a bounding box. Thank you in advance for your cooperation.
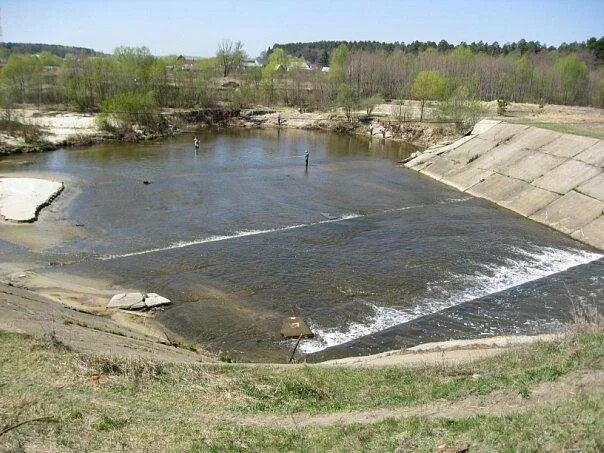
[1,129,602,362]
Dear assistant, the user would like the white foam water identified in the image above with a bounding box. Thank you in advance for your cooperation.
[299,246,603,354]
[98,213,361,260]
[98,197,470,261]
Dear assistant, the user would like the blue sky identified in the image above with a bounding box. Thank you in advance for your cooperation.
[2,0,603,57]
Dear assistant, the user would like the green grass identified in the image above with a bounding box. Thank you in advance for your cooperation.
[502,118,604,139]
[0,329,602,451]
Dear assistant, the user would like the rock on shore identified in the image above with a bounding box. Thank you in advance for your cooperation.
[107,292,172,310]
[0,177,64,222]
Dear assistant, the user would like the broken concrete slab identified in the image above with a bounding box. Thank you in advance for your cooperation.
[499,150,566,182]
[540,134,599,158]
[281,316,314,339]
[466,173,530,204]
[574,141,604,167]
[440,165,494,192]
[107,292,172,309]
[530,191,603,234]
[0,177,64,222]
[107,292,145,309]
[533,160,600,194]
[144,293,172,308]
[576,173,604,202]
[499,185,560,217]
[571,215,604,250]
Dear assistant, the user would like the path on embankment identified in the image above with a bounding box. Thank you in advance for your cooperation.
[405,120,603,250]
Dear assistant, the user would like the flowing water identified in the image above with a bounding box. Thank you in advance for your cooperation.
[1,129,602,362]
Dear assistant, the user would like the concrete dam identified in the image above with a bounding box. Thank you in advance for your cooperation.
[405,120,603,251]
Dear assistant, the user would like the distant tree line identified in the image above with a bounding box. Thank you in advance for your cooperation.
[0,42,100,59]
[0,38,603,134]
[268,37,604,64]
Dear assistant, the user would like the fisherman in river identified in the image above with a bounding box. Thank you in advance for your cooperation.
[194,137,199,149]
[304,149,309,169]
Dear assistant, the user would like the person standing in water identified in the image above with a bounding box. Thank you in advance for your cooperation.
[194,137,199,149]
[304,149,309,169]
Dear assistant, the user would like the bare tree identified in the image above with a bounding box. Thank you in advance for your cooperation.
[216,40,246,77]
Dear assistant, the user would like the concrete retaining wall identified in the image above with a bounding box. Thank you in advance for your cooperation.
[404,120,604,250]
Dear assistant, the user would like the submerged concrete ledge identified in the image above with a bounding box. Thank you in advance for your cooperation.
[405,120,604,250]
[0,177,64,222]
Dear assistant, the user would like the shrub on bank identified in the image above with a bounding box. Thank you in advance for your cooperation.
[97,91,164,135]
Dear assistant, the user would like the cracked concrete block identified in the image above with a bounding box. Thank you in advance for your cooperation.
[499,185,559,217]
[540,134,599,158]
[574,141,604,167]
[440,165,494,192]
[445,137,497,164]
[530,191,604,234]
[571,216,604,250]
[533,160,600,194]
[467,173,530,204]
[469,141,533,171]
[478,122,529,143]
[506,127,561,150]
[576,173,604,202]
[499,150,566,182]
[420,156,460,181]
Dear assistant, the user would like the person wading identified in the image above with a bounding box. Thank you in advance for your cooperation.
[194,137,199,149]
[304,149,310,169]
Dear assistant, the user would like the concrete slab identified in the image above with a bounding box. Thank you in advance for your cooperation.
[499,185,560,217]
[107,293,145,309]
[533,160,600,194]
[445,137,496,164]
[420,156,460,180]
[574,141,604,167]
[440,165,494,192]
[0,177,64,223]
[408,154,437,171]
[471,119,501,135]
[499,150,566,182]
[144,293,172,308]
[540,134,599,158]
[571,216,604,251]
[478,122,529,143]
[530,191,604,234]
[467,173,530,204]
[469,141,533,171]
[576,173,604,202]
[504,127,561,150]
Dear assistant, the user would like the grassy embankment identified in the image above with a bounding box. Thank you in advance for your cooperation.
[504,118,604,140]
[1,328,602,451]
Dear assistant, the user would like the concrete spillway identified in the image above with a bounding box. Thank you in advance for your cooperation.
[405,120,603,250]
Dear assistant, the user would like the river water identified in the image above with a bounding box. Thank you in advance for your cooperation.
[0,129,602,362]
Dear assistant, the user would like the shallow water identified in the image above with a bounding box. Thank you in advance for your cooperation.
[1,129,602,362]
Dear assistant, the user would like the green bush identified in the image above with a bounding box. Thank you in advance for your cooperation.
[97,91,161,132]
[360,95,385,116]
[437,86,485,129]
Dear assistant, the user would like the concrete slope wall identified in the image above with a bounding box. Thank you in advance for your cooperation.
[404,120,604,250]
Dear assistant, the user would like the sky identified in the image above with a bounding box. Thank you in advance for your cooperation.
[2,0,603,57]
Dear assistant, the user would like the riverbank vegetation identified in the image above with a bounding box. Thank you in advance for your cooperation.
[0,37,602,150]
[1,327,601,450]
